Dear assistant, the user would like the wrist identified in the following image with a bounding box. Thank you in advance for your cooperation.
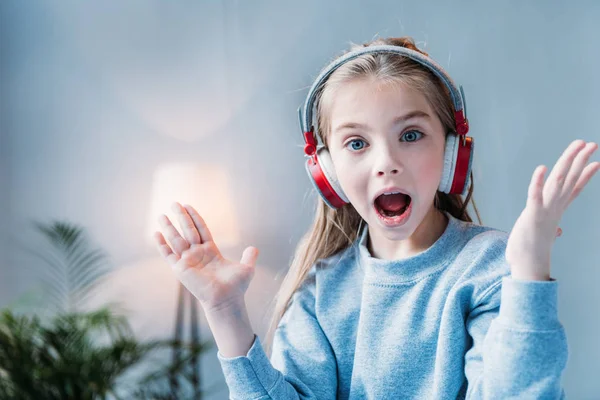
[204,300,255,358]
[509,262,552,281]
[203,296,247,315]
[204,299,252,330]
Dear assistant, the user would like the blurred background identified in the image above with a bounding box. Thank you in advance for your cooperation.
[1,0,599,398]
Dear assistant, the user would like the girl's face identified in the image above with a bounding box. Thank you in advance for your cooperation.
[326,78,448,260]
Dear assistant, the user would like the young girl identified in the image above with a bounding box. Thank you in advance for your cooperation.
[154,37,599,399]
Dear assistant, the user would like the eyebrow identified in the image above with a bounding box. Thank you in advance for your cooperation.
[332,110,431,134]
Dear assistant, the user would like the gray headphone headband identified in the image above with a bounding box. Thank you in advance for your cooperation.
[298,44,467,139]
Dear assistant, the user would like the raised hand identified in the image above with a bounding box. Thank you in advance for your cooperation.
[154,202,260,312]
[505,139,600,281]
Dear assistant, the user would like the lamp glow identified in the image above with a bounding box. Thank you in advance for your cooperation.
[147,163,240,249]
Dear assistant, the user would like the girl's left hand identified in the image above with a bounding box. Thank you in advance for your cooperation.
[505,140,600,281]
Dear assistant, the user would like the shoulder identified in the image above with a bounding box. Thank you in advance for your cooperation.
[291,243,356,300]
[300,243,360,308]
[450,218,511,305]
[456,220,509,266]
[279,244,357,329]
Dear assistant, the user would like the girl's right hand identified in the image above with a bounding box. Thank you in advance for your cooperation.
[154,202,260,313]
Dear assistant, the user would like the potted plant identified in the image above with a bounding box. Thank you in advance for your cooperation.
[0,221,217,399]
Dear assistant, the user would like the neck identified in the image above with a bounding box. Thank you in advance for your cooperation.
[367,205,449,261]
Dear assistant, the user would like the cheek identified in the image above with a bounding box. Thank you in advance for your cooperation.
[329,151,352,188]
[330,154,367,203]
[334,159,360,193]
[415,154,445,187]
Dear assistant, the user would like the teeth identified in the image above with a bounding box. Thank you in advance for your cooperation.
[382,191,403,195]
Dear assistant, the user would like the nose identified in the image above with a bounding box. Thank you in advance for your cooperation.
[374,144,404,176]
[378,169,398,176]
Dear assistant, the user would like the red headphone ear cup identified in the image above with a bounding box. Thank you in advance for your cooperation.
[451,136,473,195]
[439,133,474,195]
[304,148,349,209]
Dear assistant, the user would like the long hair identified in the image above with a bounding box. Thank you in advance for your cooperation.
[263,36,482,357]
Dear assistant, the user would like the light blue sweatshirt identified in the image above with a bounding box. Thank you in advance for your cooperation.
[217,210,568,399]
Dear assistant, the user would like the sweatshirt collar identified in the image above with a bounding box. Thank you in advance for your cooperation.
[356,210,462,284]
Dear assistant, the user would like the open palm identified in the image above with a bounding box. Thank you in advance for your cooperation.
[154,202,259,312]
[506,140,600,280]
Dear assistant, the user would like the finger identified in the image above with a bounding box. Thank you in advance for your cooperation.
[240,246,259,267]
[171,202,201,245]
[183,204,214,243]
[562,142,598,199]
[544,139,587,202]
[567,161,600,207]
[556,227,562,237]
[154,231,180,266]
[527,165,546,207]
[158,214,190,256]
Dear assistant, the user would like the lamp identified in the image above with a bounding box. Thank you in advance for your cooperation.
[147,162,240,397]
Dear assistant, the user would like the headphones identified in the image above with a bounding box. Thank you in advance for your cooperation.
[298,44,474,209]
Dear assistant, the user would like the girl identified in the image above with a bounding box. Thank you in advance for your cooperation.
[154,37,599,399]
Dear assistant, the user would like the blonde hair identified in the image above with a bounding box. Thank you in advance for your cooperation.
[263,36,482,357]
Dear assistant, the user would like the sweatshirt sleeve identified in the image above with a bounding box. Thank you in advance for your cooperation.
[216,265,338,399]
[464,276,568,399]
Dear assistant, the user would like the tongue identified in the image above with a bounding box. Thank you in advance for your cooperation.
[376,193,409,212]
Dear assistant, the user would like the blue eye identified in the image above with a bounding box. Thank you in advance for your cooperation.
[347,139,366,151]
[402,130,423,142]
[344,130,423,152]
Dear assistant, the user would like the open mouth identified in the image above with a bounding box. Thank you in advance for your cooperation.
[374,193,412,218]
[375,193,412,217]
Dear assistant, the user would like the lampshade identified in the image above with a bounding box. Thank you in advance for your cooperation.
[147,163,240,249]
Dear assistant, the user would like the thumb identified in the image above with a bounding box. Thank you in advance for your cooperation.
[240,246,259,267]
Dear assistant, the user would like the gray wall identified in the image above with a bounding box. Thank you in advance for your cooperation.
[0,40,8,308]
[1,0,599,398]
